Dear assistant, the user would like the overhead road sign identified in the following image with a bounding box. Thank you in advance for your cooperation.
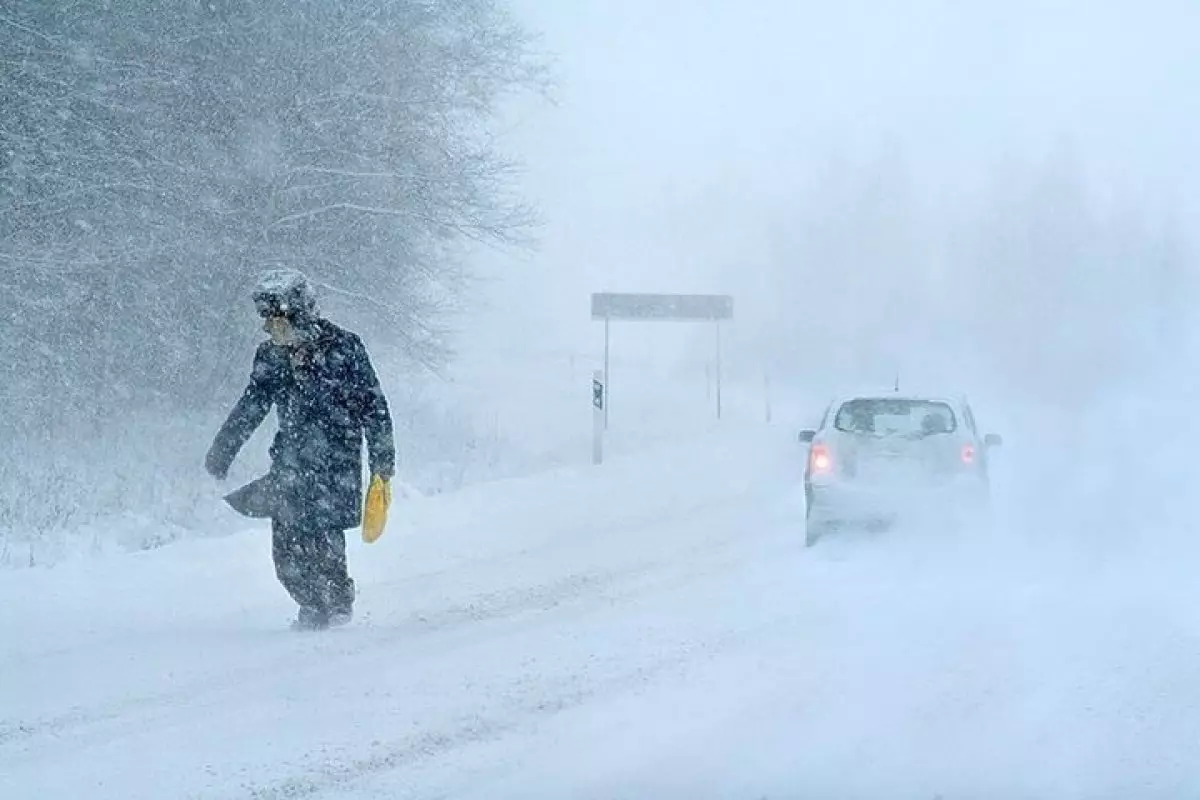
[591,293,733,322]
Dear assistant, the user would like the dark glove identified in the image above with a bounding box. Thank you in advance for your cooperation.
[205,445,230,480]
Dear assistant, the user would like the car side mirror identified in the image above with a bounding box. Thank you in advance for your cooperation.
[984,433,1003,448]
[798,430,816,444]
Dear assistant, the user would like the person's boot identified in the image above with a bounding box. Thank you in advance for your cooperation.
[326,573,355,628]
[291,606,329,631]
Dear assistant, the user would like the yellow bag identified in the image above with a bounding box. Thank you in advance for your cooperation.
[362,474,392,543]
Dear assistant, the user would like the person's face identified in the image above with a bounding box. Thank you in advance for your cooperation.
[263,314,297,346]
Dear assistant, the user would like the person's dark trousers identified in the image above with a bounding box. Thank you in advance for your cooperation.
[271,520,355,615]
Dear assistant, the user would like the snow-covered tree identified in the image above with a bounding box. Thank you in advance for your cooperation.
[0,1,543,422]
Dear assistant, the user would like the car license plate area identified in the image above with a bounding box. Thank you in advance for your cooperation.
[856,450,949,486]
[856,453,916,484]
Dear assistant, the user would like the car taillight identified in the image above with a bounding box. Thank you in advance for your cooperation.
[961,443,976,465]
[810,444,833,474]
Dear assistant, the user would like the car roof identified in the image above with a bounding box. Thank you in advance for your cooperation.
[822,393,973,421]
[818,393,974,432]
[829,392,966,407]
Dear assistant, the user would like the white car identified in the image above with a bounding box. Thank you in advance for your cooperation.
[799,393,1001,546]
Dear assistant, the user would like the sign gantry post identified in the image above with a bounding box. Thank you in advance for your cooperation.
[715,317,723,421]
[604,315,611,429]
[592,369,605,465]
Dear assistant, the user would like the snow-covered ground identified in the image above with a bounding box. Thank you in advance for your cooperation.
[5,425,1200,798]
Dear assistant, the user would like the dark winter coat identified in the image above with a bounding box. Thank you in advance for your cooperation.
[206,318,395,530]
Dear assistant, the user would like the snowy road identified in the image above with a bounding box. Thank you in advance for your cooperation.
[5,430,1200,798]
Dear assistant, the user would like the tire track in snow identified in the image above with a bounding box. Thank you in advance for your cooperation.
[241,569,806,800]
[0,491,799,772]
[0,568,632,755]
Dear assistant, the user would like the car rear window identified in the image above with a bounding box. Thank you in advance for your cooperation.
[833,398,957,436]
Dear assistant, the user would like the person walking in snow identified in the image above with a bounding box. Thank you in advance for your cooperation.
[205,269,395,630]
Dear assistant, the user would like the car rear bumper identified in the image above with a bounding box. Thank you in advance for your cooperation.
[807,477,986,525]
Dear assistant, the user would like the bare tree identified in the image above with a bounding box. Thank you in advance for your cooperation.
[0,1,545,424]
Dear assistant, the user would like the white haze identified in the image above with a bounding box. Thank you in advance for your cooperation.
[8,2,1200,797]
[476,0,1200,349]
[463,0,1200,534]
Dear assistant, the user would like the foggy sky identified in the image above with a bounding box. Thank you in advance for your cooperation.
[466,0,1200,371]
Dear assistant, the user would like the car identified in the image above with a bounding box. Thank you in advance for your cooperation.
[798,393,1001,546]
